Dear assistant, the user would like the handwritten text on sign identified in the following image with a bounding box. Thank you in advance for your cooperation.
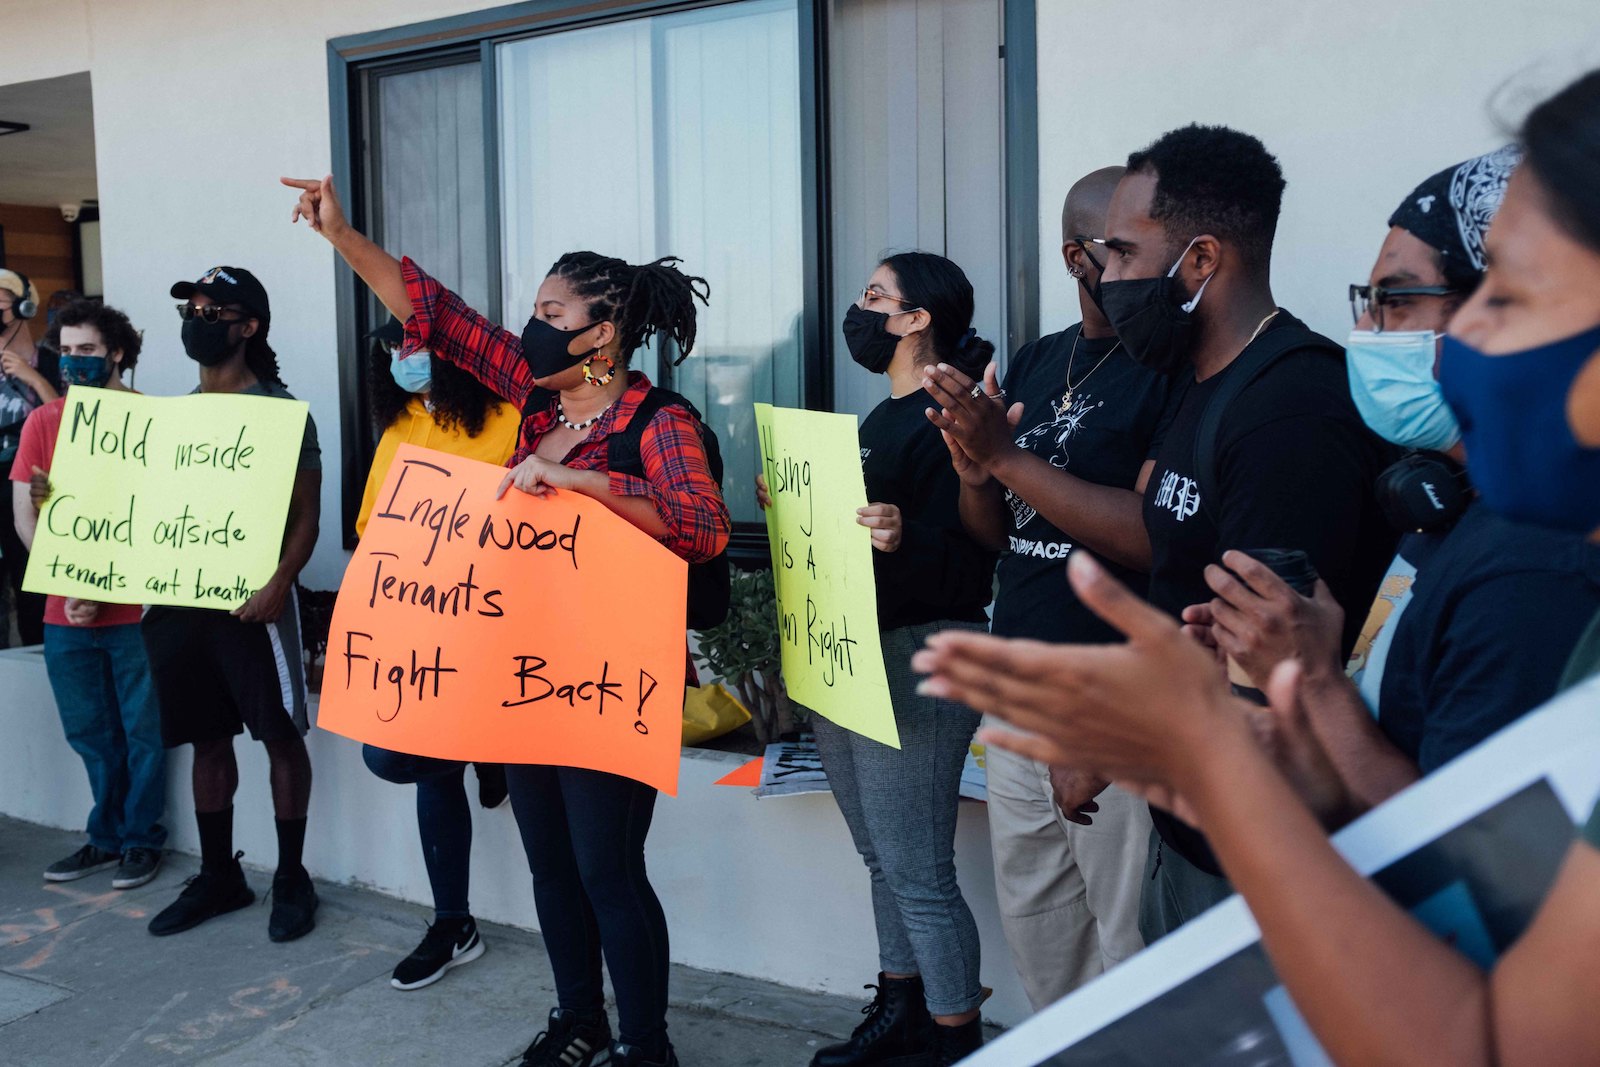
[315,445,689,794]
[22,387,307,609]
[754,404,898,748]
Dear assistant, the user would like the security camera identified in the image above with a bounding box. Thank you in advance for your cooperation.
[60,203,80,223]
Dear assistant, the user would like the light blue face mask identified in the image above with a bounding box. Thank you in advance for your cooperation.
[1345,329,1461,451]
[389,350,433,394]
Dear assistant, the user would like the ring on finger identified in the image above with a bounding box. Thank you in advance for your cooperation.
[968,383,985,399]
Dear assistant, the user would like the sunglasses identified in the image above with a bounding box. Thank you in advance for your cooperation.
[859,285,921,311]
[176,303,249,324]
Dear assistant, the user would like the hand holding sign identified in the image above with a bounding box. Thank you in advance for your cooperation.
[754,404,897,749]
[317,445,688,793]
[22,387,308,609]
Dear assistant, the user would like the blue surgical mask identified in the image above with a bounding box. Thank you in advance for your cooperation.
[389,350,433,394]
[1345,330,1460,451]
[1439,324,1600,533]
[59,354,113,389]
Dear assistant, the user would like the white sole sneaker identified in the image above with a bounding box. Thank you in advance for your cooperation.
[391,934,486,991]
[111,865,161,890]
[43,859,119,882]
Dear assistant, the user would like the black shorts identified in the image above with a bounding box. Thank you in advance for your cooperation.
[142,601,308,748]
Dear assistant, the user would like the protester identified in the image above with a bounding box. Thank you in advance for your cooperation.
[1087,125,1397,938]
[918,168,1175,1006]
[0,268,51,646]
[1187,147,1600,813]
[757,252,996,1067]
[915,66,1600,1067]
[141,266,322,943]
[356,316,521,990]
[284,174,729,1067]
[10,299,166,890]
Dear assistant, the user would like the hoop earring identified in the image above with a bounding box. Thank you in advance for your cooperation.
[582,353,617,387]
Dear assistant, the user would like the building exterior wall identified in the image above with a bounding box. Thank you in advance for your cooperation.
[1033,0,1600,340]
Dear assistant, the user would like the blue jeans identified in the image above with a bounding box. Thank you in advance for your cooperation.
[812,621,984,1017]
[362,746,472,919]
[43,622,167,852]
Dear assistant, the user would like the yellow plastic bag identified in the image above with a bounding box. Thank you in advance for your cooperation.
[682,683,752,746]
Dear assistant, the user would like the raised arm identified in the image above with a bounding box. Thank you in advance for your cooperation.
[282,176,411,322]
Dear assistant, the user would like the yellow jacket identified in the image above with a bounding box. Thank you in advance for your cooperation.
[356,397,521,536]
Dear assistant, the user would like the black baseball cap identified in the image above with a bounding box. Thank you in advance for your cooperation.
[171,265,270,322]
[365,316,404,346]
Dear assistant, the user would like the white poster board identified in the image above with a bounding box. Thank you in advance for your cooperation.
[968,676,1600,1066]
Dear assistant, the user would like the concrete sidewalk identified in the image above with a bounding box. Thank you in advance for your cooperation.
[0,817,892,1066]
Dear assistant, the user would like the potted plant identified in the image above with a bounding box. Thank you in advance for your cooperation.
[694,567,795,747]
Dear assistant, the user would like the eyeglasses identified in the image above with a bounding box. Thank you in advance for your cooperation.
[859,285,921,312]
[1348,283,1461,332]
[176,303,248,324]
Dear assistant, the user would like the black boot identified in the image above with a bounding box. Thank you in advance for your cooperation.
[930,1017,982,1066]
[810,974,934,1067]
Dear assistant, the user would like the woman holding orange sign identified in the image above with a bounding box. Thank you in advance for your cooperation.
[285,175,728,1067]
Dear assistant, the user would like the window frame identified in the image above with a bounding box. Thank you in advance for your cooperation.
[327,0,1037,561]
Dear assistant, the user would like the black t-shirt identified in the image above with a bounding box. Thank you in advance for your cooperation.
[991,325,1178,643]
[859,390,995,631]
[1143,312,1398,870]
[1379,504,1600,771]
[1143,313,1397,652]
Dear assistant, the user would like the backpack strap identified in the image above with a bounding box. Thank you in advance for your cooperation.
[607,387,705,479]
[1195,324,1344,524]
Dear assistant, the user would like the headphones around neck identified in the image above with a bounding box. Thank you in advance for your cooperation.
[2,269,37,320]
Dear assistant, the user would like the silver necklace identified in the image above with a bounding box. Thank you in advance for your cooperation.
[556,399,613,431]
[1059,332,1122,415]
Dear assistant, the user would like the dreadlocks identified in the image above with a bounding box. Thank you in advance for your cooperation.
[244,321,285,387]
[547,252,710,365]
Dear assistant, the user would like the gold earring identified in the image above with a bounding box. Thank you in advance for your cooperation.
[582,353,616,387]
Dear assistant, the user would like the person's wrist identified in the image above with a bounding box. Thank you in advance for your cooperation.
[1167,692,1254,803]
[987,441,1025,483]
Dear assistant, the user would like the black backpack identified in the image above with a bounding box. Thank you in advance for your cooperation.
[522,386,731,631]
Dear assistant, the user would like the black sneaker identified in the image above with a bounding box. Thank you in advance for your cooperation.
[148,852,254,936]
[112,847,163,890]
[521,1007,612,1066]
[611,1042,678,1067]
[268,865,319,942]
[44,843,120,882]
[475,762,509,809]
[390,917,485,990]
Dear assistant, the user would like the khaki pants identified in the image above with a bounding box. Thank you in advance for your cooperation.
[984,738,1151,1010]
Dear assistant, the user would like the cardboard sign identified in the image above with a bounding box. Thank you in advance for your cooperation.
[316,445,689,794]
[968,677,1600,1066]
[22,387,307,609]
[754,404,898,748]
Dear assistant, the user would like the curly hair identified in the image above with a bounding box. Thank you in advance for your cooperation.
[55,298,144,372]
[1126,124,1286,275]
[367,341,502,437]
[546,252,710,365]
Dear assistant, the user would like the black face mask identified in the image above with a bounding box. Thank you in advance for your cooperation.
[520,317,604,381]
[1098,238,1212,376]
[182,317,240,367]
[842,306,907,374]
[1074,239,1108,318]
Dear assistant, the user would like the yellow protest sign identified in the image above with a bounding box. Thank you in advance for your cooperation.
[316,445,689,794]
[754,404,898,748]
[22,387,308,610]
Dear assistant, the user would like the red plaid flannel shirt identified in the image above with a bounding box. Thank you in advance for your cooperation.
[401,258,731,565]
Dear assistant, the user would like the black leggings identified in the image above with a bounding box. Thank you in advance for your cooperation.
[507,765,668,1048]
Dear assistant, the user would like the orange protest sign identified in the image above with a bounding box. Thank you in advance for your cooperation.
[316,445,689,794]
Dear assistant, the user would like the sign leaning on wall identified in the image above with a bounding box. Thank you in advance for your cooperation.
[22,387,308,609]
[316,445,689,794]
[754,403,898,748]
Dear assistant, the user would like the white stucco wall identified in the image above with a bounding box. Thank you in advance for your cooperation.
[0,649,1033,1025]
[1033,1,1600,339]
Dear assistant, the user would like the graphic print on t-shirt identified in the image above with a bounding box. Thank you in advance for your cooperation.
[1151,466,1202,523]
[1006,390,1104,533]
